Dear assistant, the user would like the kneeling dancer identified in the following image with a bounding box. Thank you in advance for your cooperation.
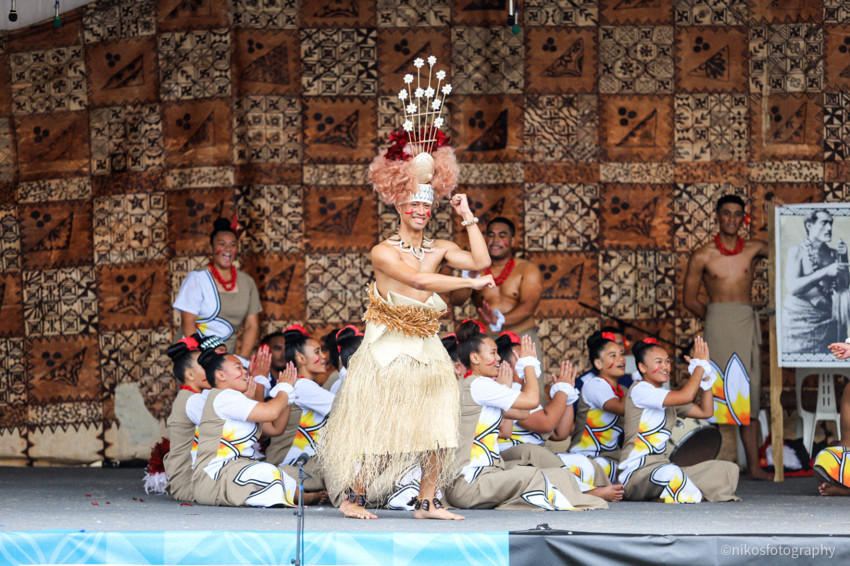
[619,337,739,503]
[192,350,299,507]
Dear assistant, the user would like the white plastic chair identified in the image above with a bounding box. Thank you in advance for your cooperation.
[794,368,848,458]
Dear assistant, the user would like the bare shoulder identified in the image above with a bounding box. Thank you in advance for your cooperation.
[745,238,769,256]
[689,242,713,263]
[371,240,393,259]
[515,257,541,274]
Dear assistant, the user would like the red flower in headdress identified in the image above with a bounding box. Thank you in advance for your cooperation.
[500,331,521,345]
[642,337,659,345]
[284,324,310,337]
[743,213,752,227]
[461,319,487,334]
[384,127,452,162]
[178,336,199,351]
[601,331,617,342]
[443,332,457,342]
[230,214,239,237]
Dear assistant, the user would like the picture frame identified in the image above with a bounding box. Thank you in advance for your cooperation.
[776,203,850,367]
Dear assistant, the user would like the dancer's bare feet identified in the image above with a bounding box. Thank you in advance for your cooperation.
[588,484,624,502]
[303,490,328,506]
[340,499,377,519]
[414,506,465,520]
[818,481,850,496]
[747,467,774,481]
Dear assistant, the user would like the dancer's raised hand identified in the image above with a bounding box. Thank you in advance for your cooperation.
[278,361,297,387]
[552,360,577,387]
[496,359,514,386]
[519,334,537,360]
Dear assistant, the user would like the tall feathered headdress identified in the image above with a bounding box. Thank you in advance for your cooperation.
[369,56,459,205]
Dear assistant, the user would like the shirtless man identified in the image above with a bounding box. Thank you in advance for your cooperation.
[683,194,773,480]
[449,217,544,398]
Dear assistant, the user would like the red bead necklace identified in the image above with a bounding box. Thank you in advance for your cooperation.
[209,262,237,291]
[604,377,624,399]
[485,258,515,286]
[714,233,744,256]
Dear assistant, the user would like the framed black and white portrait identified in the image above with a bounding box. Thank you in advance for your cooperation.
[776,203,850,367]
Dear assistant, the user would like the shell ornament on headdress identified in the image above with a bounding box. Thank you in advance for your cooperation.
[369,56,459,206]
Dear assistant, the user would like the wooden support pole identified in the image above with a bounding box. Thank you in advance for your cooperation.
[768,202,784,480]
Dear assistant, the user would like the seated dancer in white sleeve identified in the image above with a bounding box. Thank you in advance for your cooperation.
[619,337,739,503]
[813,340,850,495]
[444,321,608,511]
[153,336,210,501]
[191,349,303,507]
[494,332,624,502]
[277,325,334,467]
[568,331,628,483]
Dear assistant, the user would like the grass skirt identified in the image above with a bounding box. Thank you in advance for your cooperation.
[320,288,460,496]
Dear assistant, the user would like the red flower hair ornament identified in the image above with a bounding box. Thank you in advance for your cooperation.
[500,331,521,345]
[461,319,487,335]
[178,336,199,351]
[284,324,310,337]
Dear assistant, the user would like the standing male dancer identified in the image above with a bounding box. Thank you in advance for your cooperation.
[683,194,772,480]
[321,57,495,519]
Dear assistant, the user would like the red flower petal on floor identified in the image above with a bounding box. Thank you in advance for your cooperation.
[92,502,98,506]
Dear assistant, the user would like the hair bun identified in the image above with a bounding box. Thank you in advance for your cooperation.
[456,319,485,343]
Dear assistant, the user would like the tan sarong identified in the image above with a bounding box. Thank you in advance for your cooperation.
[320,284,460,496]
[704,302,761,416]
[163,389,197,503]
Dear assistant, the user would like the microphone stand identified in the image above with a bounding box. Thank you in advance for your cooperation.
[291,458,312,566]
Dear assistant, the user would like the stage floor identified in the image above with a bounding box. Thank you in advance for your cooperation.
[1,467,848,534]
[2,467,850,565]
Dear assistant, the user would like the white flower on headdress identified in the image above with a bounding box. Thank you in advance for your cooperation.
[436,70,446,80]
[406,103,417,114]
[431,99,441,110]
[428,55,437,66]
[424,87,435,98]
[403,74,414,84]
[442,84,452,95]
[434,117,444,128]
[413,58,424,68]
[398,89,408,101]
[414,88,424,98]
[403,120,413,131]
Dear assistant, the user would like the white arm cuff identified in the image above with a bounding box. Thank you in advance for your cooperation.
[549,382,579,405]
[687,358,712,376]
[514,356,541,380]
[269,382,294,404]
[488,309,505,332]
[688,359,717,391]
